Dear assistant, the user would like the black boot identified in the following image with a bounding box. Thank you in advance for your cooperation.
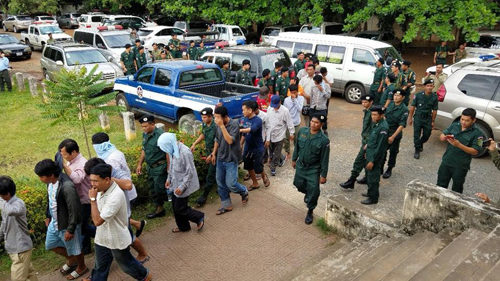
[382,167,393,179]
[361,198,378,205]
[305,209,314,225]
[357,176,367,184]
[414,149,420,159]
[339,177,356,189]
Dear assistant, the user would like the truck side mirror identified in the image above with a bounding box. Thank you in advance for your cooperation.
[56,60,63,66]
[128,75,134,81]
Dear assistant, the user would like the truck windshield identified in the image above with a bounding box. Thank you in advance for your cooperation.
[18,16,32,21]
[0,35,19,44]
[261,50,292,71]
[375,47,402,63]
[232,28,243,36]
[40,26,63,34]
[103,34,133,48]
[65,49,108,66]
[179,68,222,87]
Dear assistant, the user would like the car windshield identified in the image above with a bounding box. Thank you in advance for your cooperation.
[40,26,63,34]
[375,47,402,63]
[103,34,133,48]
[65,49,108,66]
[18,16,32,21]
[300,26,321,34]
[138,29,153,37]
[232,28,243,36]
[179,68,223,87]
[261,50,292,71]
[0,36,20,44]
[40,16,54,20]
[72,14,81,18]
[468,35,500,48]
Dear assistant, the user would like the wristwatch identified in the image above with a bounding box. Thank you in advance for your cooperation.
[90,197,96,202]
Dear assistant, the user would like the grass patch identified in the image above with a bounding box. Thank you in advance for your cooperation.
[315,217,334,235]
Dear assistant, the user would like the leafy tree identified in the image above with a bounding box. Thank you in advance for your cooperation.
[39,65,118,158]
[343,0,500,43]
[7,0,58,14]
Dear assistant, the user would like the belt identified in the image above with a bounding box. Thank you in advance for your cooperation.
[149,160,167,168]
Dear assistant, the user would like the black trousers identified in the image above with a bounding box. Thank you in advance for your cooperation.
[81,203,95,252]
[0,69,12,91]
[172,195,204,231]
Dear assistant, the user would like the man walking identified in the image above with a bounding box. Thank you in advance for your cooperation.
[283,84,305,159]
[151,43,162,62]
[437,108,484,193]
[401,60,415,106]
[187,40,198,60]
[409,79,438,159]
[136,116,168,219]
[236,59,252,85]
[0,51,12,92]
[158,133,205,232]
[370,58,386,105]
[190,108,217,207]
[380,73,396,108]
[135,46,147,70]
[212,106,249,215]
[265,95,295,176]
[434,41,452,65]
[340,94,374,189]
[275,67,290,103]
[168,34,182,58]
[424,64,448,92]
[381,90,409,178]
[292,114,330,224]
[309,74,330,133]
[120,44,136,75]
[294,52,306,74]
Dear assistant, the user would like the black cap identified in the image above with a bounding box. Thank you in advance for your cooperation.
[370,105,385,114]
[402,60,411,66]
[423,79,434,85]
[361,94,375,101]
[312,113,327,123]
[135,39,141,43]
[125,43,132,48]
[297,51,304,56]
[201,107,213,116]
[391,61,401,68]
[139,115,155,123]
[242,59,250,65]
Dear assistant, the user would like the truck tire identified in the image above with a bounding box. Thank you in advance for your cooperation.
[115,93,130,111]
[25,39,34,51]
[474,121,492,158]
[178,113,202,135]
[345,83,365,104]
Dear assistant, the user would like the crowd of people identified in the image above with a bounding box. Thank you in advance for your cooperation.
[1,42,498,281]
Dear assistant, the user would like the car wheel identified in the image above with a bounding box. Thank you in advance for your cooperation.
[25,39,34,51]
[115,93,130,111]
[474,121,492,158]
[13,26,17,33]
[178,113,202,135]
[345,83,365,104]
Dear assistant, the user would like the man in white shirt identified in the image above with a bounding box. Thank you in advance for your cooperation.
[87,164,151,281]
[299,64,315,125]
[283,84,304,158]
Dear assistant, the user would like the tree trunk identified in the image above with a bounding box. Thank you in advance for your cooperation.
[79,101,92,158]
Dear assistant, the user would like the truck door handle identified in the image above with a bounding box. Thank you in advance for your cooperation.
[348,69,355,72]
[336,67,342,70]
[493,106,500,111]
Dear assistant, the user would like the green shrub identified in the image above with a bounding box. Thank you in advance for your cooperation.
[14,178,48,245]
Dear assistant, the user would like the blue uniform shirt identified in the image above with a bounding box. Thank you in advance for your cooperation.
[0,57,9,71]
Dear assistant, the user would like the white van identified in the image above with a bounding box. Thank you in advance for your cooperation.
[211,24,246,46]
[270,32,402,103]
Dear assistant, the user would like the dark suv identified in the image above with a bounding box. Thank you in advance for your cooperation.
[200,45,293,85]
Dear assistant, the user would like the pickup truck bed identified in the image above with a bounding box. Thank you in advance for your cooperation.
[180,82,259,98]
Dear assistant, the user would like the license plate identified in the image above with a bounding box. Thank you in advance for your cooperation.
[16,52,23,56]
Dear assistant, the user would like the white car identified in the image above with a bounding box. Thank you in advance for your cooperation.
[211,24,246,46]
[21,24,73,50]
[33,16,57,25]
[78,13,105,29]
[137,26,186,50]
[101,15,156,29]
[466,31,500,59]
[424,58,485,80]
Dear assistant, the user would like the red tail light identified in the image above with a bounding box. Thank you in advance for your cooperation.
[254,77,260,87]
[437,84,446,102]
[259,36,262,43]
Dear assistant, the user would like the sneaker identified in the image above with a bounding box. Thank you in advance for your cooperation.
[279,154,287,167]
[271,169,276,176]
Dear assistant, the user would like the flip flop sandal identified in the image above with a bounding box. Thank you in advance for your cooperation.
[247,185,260,191]
[243,173,251,181]
[197,218,205,231]
[60,264,77,275]
[139,256,150,264]
[263,175,270,187]
[66,268,89,280]
[241,193,249,205]
[136,220,147,238]
[216,207,232,215]
[171,227,189,233]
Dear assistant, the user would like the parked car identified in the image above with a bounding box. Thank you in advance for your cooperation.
[113,60,259,134]
[271,32,402,103]
[78,13,105,29]
[434,61,500,156]
[57,13,81,28]
[174,20,210,33]
[260,25,301,44]
[211,24,246,46]
[354,30,402,51]
[40,42,123,87]
[466,31,500,59]
[33,16,56,25]
[2,15,32,33]
[424,58,483,78]
[0,34,32,60]
[200,45,293,86]
[299,22,344,35]
[101,15,156,29]
[21,24,73,50]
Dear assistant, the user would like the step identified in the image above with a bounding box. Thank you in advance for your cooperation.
[480,259,500,281]
[410,228,488,281]
[443,225,500,281]
[353,232,434,281]
[382,231,450,281]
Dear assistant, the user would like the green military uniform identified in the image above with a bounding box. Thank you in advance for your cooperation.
[394,72,406,90]
[47,38,55,44]
[435,45,448,65]
[235,69,252,85]
[379,83,395,106]
[270,69,279,91]
[365,118,389,201]
[132,45,140,58]
[412,91,438,151]
[136,52,147,70]
[168,38,181,58]
[437,122,483,193]
[370,66,386,105]
[402,68,416,105]
[120,51,136,75]
[294,59,305,74]
[454,49,467,63]
[293,127,330,211]
[142,127,168,207]
[221,68,231,82]
[383,101,409,168]
[197,46,207,59]
[199,121,217,199]
[151,49,162,62]
[275,75,290,103]
[258,77,273,90]
[350,106,373,179]
[187,46,198,60]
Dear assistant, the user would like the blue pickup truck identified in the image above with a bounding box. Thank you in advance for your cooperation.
[114,61,259,134]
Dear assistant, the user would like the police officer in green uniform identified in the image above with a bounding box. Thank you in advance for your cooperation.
[391,61,407,90]
[370,58,386,105]
[197,41,207,59]
[136,115,168,219]
[340,94,374,189]
[292,114,330,224]
[437,108,484,193]
[168,34,182,58]
[380,73,396,108]
[401,60,415,106]
[187,40,198,60]
[382,90,409,178]
[294,52,306,74]
[275,68,290,103]
[120,43,136,75]
[258,69,272,91]
[235,59,252,85]
[221,60,231,81]
[151,43,162,62]
[136,46,148,70]
[270,61,283,93]
[409,79,438,159]
[434,41,450,66]
[132,39,142,70]
[190,108,217,207]
[362,105,389,205]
